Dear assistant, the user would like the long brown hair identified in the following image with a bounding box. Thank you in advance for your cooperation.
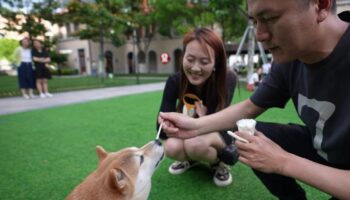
[177,27,229,114]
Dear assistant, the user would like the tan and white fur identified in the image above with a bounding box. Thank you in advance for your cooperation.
[66,140,164,200]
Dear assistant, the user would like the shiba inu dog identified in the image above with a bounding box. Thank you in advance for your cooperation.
[66,140,164,200]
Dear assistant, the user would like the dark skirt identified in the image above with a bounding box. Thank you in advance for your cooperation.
[17,62,36,89]
[35,65,52,79]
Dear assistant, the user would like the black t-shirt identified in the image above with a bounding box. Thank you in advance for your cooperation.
[158,71,237,139]
[32,49,49,69]
[251,22,350,166]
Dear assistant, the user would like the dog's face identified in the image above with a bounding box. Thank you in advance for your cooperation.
[95,140,164,200]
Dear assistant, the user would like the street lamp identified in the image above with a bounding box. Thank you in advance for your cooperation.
[132,27,140,84]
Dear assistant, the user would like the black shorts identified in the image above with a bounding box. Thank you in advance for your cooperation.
[35,65,52,79]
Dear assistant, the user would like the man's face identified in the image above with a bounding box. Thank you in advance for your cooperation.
[247,0,319,64]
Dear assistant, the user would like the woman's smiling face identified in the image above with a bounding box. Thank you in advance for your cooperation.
[182,40,215,86]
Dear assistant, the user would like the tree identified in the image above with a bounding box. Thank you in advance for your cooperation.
[0,38,19,63]
[209,0,247,42]
[153,0,246,43]
[0,0,68,70]
[0,0,62,40]
[154,0,206,37]
[66,0,128,77]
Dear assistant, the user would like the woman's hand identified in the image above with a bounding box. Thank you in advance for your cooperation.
[235,130,289,174]
[195,101,207,117]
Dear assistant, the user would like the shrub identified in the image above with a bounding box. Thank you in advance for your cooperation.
[50,68,79,76]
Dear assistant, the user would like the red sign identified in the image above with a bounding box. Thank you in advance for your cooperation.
[160,52,171,64]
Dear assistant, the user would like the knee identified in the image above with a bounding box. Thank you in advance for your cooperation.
[164,139,183,158]
[184,138,207,156]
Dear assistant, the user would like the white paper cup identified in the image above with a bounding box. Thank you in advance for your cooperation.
[236,119,256,135]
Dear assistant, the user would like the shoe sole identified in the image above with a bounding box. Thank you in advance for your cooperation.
[213,174,233,187]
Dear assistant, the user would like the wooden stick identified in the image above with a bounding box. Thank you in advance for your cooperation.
[227,130,249,143]
[156,121,164,140]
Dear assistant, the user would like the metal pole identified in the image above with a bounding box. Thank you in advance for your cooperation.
[235,26,249,57]
[247,19,255,82]
[256,39,268,64]
[133,29,140,84]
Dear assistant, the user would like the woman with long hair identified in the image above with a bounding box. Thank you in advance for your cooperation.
[157,28,237,186]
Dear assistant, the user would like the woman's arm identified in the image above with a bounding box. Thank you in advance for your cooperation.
[32,56,50,63]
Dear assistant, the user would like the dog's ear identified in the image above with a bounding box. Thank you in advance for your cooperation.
[96,145,108,163]
[110,168,131,195]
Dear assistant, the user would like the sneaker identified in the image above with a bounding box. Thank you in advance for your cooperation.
[29,94,36,99]
[168,161,197,175]
[45,92,53,97]
[40,93,46,98]
[23,94,30,99]
[213,162,232,187]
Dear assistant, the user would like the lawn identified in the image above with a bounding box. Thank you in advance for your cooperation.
[0,87,330,200]
[0,74,168,98]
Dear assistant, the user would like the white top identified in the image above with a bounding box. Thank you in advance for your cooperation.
[248,72,259,85]
[262,62,271,74]
[20,47,32,62]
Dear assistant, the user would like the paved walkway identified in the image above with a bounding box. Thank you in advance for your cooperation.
[0,82,165,116]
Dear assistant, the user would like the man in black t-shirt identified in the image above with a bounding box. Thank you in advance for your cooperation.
[158,1,350,199]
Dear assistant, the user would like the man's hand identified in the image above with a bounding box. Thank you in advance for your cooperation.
[158,112,199,139]
[235,130,289,174]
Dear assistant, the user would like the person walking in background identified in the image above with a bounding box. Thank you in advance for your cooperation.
[13,37,36,99]
[261,59,272,78]
[157,28,238,187]
[32,39,53,98]
[246,67,262,91]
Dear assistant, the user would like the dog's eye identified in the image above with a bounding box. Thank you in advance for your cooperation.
[140,155,144,165]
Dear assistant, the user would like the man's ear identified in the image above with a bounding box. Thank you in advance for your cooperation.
[316,0,332,23]
[96,145,108,163]
[110,168,131,195]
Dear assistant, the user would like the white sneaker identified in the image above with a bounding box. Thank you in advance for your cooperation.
[23,94,30,99]
[29,94,36,99]
[45,92,53,97]
[168,161,198,175]
[40,93,46,98]
[213,162,232,187]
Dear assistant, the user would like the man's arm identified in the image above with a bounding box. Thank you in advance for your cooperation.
[236,131,350,199]
[283,154,350,199]
[160,99,266,138]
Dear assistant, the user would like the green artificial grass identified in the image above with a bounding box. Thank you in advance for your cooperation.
[0,75,167,98]
[0,88,330,200]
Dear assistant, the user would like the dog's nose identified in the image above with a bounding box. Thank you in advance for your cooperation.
[154,139,162,146]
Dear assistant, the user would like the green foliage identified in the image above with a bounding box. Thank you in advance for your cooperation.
[48,51,68,66]
[153,0,246,42]
[154,0,200,37]
[66,0,127,47]
[0,0,61,39]
[0,38,19,62]
[209,0,247,42]
[49,67,78,76]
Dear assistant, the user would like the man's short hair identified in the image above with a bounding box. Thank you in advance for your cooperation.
[298,0,337,13]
